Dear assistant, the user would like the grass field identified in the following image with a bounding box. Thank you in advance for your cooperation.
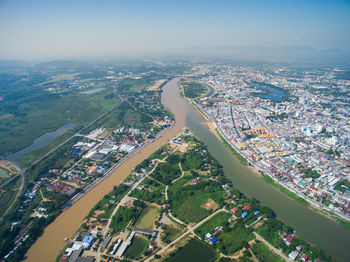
[251,241,284,262]
[0,189,17,214]
[195,212,231,237]
[125,236,148,259]
[216,223,255,255]
[169,178,225,223]
[135,206,160,230]
[0,167,11,184]
[118,76,161,93]
[161,225,182,243]
[180,80,210,99]
[167,238,218,262]
[0,88,120,158]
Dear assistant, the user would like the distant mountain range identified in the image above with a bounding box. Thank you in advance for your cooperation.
[166,46,350,63]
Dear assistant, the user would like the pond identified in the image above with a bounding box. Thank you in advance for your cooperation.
[5,123,74,160]
[167,238,217,262]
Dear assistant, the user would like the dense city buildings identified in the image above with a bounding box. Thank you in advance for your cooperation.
[194,65,350,220]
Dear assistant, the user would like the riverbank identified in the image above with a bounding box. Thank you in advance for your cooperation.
[190,95,350,227]
[25,78,187,262]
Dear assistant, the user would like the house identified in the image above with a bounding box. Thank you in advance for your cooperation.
[209,237,216,244]
[301,254,308,261]
[254,210,260,215]
[232,207,239,213]
[242,205,250,211]
[242,212,248,218]
[205,233,212,240]
[283,234,295,246]
[88,166,98,174]
[288,250,299,261]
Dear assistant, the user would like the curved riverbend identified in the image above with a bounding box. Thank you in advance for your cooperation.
[26,76,350,262]
[25,78,186,262]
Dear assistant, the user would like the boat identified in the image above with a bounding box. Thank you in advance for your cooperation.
[64,237,68,242]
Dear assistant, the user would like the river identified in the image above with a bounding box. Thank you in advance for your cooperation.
[26,74,350,261]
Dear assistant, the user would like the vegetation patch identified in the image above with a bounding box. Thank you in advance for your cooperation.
[169,178,225,223]
[195,212,231,237]
[261,175,309,206]
[216,221,255,255]
[180,79,210,99]
[251,241,284,262]
[110,206,139,233]
[161,225,182,244]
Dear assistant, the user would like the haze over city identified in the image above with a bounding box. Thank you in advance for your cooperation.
[0,1,350,262]
[0,0,350,59]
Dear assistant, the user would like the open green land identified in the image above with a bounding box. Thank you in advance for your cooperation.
[251,241,284,262]
[118,75,162,93]
[130,178,166,204]
[0,167,11,184]
[195,212,231,237]
[216,221,255,255]
[180,79,210,98]
[0,84,120,157]
[0,189,17,214]
[167,238,218,262]
[110,206,140,233]
[135,206,160,230]
[125,236,148,259]
[168,177,225,223]
[161,225,182,244]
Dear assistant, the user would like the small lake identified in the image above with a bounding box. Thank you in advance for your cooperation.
[251,82,286,102]
[5,123,74,160]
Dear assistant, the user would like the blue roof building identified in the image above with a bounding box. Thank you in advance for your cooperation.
[209,237,217,244]
[242,212,248,218]
[254,210,260,215]
[82,235,94,248]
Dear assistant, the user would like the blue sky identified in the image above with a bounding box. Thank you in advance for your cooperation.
[0,0,349,59]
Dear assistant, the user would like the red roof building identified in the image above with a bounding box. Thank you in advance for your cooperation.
[242,205,250,211]
[232,207,239,213]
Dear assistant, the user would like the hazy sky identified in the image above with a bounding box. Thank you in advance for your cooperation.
[0,0,349,59]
